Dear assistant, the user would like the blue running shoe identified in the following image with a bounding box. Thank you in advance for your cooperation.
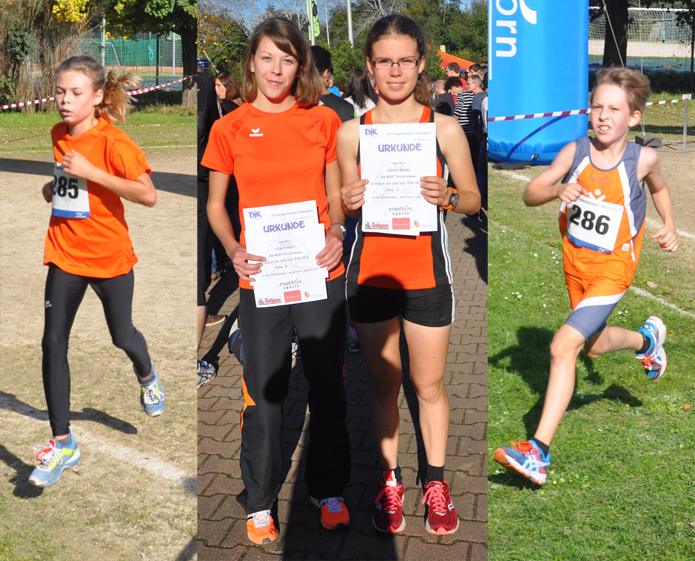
[493,439,550,485]
[636,316,667,380]
[28,431,81,487]
[197,360,217,389]
[139,364,165,416]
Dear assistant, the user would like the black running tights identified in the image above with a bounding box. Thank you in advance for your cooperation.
[42,265,151,436]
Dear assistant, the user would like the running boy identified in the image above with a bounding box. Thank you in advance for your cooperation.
[29,56,162,487]
[494,68,678,485]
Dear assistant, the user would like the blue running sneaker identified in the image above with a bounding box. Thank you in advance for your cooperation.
[28,431,81,487]
[636,316,667,380]
[139,364,165,416]
[493,439,550,485]
[197,360,217,389]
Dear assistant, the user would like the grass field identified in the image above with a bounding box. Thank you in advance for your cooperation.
[0,103,195,155]
[487,164,695,561]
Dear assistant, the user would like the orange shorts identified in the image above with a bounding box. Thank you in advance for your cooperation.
[564,272,629,340]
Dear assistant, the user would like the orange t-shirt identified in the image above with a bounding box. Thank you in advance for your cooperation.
[201,102,345,290]
[44,118,151,278]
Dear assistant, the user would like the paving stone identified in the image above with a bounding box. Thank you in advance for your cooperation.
[404,538,470,561]
[198,212,487,560]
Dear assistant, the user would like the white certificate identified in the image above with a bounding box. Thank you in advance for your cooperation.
[243,201,328,308]
[359,122,438,235]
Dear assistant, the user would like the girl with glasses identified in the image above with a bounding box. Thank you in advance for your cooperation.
[337,14,480,535]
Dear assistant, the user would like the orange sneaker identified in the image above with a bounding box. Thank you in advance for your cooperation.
[246,510,278,545]
[311,496,350,529]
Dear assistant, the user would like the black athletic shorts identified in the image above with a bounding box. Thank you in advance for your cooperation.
[346,281,454,327]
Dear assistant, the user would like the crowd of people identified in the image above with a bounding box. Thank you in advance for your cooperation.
[197,14,482,545]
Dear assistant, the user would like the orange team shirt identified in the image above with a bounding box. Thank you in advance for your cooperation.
[201,102,345,290]
[559,138,647,286]
[45,118,151,278]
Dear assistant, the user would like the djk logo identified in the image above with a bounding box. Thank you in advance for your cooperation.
[248,210,262,219]
[364,127,378,137]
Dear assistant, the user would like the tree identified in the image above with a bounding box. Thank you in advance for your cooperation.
[100,0,197,106]
[198,3,248,79]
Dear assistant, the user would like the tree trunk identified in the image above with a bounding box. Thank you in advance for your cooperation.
[602,0,629,68]
[180,22,197,108]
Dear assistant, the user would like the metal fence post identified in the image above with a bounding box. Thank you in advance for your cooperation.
[683,94,690,153]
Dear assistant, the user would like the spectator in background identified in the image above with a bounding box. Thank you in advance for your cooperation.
[468,63,481,78]
[214,71,244,115]
[434,79,455,116]
[311,46,354,122]
[445,61,460,78]
[454,76,478,174]
[444,76,464,105]
[469,75,487,208]
[197,63,225,384]
[343,67,378,118]
[328,74,341,96]
[460,70,469,90]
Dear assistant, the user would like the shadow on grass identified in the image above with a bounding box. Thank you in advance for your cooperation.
[0,391,137,434]
[489,326,643,441]
[0,444,44,498]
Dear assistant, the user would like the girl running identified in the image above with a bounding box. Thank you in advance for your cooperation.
[29,56,162,488]
[494,68,678,485]
[337,15,480,535]
[202,18,351,544]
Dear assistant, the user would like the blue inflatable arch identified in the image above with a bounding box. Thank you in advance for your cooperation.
[488,0,589,165]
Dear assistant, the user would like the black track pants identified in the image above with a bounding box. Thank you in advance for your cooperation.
[236,275,351,514]
[42,265,151,436]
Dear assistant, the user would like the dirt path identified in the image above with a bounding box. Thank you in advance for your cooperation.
[0,146,197,561]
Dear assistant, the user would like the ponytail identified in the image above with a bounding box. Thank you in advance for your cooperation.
[100,71,141,122]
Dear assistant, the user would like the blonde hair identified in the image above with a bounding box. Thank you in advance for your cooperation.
[591,68,651,114]
[242,18,322,107]
[56,56,141,122]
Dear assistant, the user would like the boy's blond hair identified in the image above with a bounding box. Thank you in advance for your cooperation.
[591,68,651,114]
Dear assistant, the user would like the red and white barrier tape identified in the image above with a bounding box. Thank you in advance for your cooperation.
[1,75,193,111]
[488,97,686,122]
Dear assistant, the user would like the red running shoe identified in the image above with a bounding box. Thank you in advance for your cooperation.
[422,480,459,535]
[373,471,405,533]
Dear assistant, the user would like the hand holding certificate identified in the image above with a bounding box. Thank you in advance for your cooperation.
[359,122,438,235]
[243,201,329,308]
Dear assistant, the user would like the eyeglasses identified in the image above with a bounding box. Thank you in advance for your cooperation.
[370,57,421,70]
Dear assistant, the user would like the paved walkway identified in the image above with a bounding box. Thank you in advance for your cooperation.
[198,212,488,560]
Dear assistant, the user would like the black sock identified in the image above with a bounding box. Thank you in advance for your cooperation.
[637,333,651,355]
[384,466,403,484]
[532,438,550,456]
[426,464,445,484]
